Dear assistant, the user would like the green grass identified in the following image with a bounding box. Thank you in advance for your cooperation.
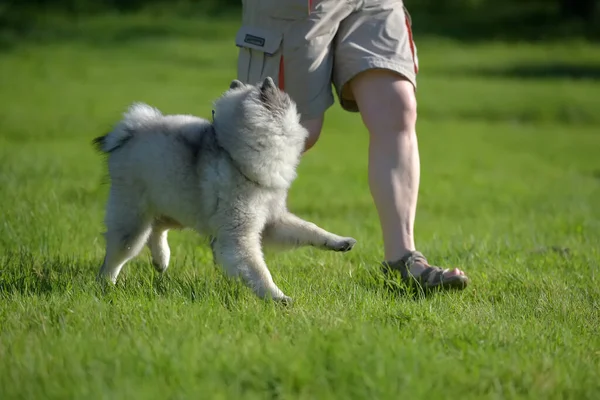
[1,13,600,399]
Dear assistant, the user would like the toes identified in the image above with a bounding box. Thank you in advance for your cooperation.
[333,237,357,252]
[443,268,469,282]
[152,261,168,273]
[277,296,293,306]
[342,238,357,251]
[443,268,462,278]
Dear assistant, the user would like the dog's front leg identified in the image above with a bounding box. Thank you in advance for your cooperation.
[212,229,291,303]
[263,213,357,252]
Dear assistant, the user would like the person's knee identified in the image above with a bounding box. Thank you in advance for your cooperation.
[368,80,416,137]
[394,86,417,133]
[349,70,417,137]
[301,116,324,152]
[380,94,416,139]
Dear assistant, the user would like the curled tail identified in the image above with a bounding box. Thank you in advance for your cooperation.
[93,102,162,153]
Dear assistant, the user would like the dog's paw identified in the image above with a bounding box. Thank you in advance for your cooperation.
[328,237,357,252]
[264,293,293,306]
[278,295,294,306]
[96,270,117,285]
[152,261,169,273]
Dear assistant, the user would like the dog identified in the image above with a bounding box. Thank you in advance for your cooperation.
[93,77,357,302]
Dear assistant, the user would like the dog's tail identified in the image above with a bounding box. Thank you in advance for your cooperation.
[93,102,162,153]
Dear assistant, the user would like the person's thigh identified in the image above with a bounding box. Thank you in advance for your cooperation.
[350,71,417,134]
[333,0,419,114]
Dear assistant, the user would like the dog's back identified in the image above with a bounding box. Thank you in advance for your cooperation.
[93,103,211,154]
[94,103,218,229]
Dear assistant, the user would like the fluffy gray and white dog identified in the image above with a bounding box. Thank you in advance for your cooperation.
[93,77,356,302]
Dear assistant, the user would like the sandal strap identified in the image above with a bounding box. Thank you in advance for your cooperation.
[419,266,447,286]
[382,260,409,280]
[399,251,429,268]
[383,250,429,280]
[384,251,446,286]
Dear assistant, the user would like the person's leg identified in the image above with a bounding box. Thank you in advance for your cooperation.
[349,69,465,280]
[330,1,468,287]
[351,71,417,261]
[301,116,324,152]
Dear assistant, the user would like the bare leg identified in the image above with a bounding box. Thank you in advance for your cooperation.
[349,69,466,279]
[301,117,324,152]
[263,213,356,251]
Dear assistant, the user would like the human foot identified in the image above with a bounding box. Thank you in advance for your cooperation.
[382,251,468,291]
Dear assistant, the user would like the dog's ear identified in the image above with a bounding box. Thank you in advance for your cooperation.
[229,79,245,90]
[261,77,277,92]
[259,77,279,104]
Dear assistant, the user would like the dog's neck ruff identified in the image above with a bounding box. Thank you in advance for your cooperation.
[211,110,261,186]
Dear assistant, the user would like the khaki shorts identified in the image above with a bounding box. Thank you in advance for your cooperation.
[235,0,418,120]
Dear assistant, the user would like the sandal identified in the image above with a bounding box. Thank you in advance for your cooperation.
[382,251,469,291]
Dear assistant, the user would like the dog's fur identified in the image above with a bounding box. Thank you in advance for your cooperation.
[94,77,356,302]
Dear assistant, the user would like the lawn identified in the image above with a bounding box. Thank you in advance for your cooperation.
[0,12,599,399]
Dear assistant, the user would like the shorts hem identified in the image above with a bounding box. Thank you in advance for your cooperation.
[295,94,335,121]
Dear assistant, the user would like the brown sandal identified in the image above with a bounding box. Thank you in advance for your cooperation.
[382,251,469,291]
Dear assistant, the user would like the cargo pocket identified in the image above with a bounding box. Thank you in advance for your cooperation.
[235,25,283,87]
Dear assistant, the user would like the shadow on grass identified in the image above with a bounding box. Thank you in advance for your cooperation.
[0,250,85,296]
[0,9,240,53]
[462,63,600,81]
[0,248,430,310]
[0,249,255,309]
[350,264,431,302]
[409,5,599,43]
[2,3,599,55]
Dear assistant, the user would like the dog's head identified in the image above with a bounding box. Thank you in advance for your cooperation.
[211,77,309,188]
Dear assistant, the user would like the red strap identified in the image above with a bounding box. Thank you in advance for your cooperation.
[278,55,285,90]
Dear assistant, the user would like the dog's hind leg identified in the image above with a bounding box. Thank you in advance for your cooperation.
[97,190,152,284]
[212,228,291,303]
[209,236,218,266]
[148,217,180,273]
[263,213,357,252]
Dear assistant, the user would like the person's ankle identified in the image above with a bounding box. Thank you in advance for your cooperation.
[384,247,415,264]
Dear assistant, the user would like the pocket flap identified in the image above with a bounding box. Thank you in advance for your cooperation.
[235,26,282,56]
